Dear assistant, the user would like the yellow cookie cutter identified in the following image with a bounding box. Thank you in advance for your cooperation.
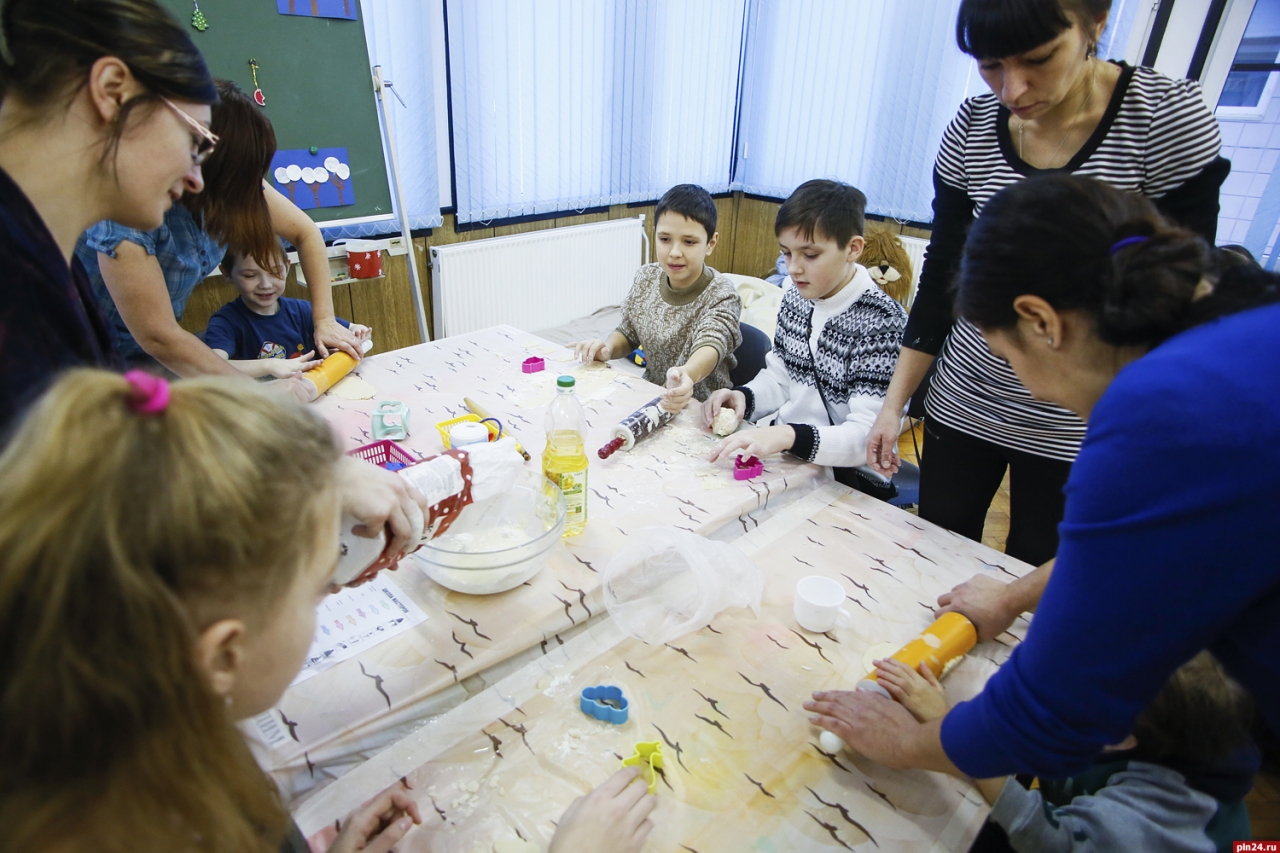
[621,741,663,794]
[435,414,502,449]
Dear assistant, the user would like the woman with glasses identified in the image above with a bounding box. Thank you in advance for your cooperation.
[75,79,364,377]
[0,0,217,425]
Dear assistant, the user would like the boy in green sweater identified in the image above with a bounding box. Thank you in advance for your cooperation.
[572,184,741,412]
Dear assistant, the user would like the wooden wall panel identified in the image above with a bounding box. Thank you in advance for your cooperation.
[555,211,608,228]
[712,195,738,273]
[730,196,782,279]
[350,253,418,355]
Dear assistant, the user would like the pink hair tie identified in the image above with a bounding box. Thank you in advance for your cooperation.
[124,370,171,414]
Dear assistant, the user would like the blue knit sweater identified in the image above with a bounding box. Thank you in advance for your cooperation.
[942,301,1280,778]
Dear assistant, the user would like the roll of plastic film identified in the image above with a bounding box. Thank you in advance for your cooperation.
[856,612,977,698]
[450,421,491,447]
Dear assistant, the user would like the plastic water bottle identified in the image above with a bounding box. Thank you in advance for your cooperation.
[543,375,588,536]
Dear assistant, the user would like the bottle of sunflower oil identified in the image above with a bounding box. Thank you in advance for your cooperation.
[543,375,588,536]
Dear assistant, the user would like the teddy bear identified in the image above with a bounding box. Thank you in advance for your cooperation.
[860,226,915,308]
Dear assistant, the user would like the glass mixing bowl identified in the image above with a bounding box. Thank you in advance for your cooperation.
[415,465,566,594]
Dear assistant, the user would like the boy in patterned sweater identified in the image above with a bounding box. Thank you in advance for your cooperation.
[702,180,906,499]
[572,184,741,412]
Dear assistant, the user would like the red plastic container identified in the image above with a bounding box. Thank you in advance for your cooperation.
[350,439,418,469]
[341,240,383,279]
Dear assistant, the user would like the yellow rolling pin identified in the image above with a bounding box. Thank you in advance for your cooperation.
[300,340,373,402]
[856,612,977,699]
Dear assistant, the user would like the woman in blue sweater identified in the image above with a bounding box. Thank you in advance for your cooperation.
[806,174,1280,782]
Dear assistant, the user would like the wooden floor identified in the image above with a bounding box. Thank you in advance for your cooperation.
[894,422,1280,841]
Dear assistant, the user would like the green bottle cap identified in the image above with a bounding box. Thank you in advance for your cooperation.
[557,375,575,388]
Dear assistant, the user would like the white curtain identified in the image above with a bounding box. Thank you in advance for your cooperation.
[733,0,973,222]
[447,0,747,224]
[326,0,444,239]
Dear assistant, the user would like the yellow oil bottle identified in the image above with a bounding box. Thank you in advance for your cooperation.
[542,375,588,536]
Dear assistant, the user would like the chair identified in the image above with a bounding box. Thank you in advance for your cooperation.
[730,322,771,386]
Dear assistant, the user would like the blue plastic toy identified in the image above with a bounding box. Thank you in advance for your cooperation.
[372,400,410,441]
[580,685,629,724]
[628,346,646,367]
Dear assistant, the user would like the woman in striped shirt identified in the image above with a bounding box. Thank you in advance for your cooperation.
[864,0,1228,566]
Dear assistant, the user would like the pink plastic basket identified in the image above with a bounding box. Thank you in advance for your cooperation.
[350,439,419,469]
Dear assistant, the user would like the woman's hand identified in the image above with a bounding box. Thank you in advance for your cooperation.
[707,424,794,464]
[337,456,430,559]
[660,366,694,412]
[572,339,612,364]
[259,352,319,378]
[315,317,363,361]
[936,574,1020,642]
[873,659,949,723]
[701,388,746,429]
[327,779,422,853]
[865,409,902,476]
[804,689,929,770]
[549,767,657,853]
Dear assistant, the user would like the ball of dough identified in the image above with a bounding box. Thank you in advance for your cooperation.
[712,407,741,436]
[819,730,847,755]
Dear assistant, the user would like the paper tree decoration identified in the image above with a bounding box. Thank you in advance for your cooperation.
[270,148,354,210]
[276,0,356,20]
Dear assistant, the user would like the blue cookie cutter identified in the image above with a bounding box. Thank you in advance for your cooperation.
[580,685,629,724]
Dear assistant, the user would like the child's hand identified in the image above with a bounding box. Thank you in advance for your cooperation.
[873,658,949,723]
[315,317,363,361]
[326,779,422,853]
[660,366,694,412]
[349,324,372,343]
[260,352,319,379]
[572,339,611,364]
[549,767,656,853]
[707,424,795,464]
[701,389,746,429]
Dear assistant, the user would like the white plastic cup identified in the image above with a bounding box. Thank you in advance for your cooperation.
[794,576,852,633]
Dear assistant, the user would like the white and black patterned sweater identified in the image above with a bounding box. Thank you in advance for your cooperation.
[739,265,907,480]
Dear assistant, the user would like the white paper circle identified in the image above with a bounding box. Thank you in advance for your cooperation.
[301,167,316,184]
[286,164,302,181]
[313,167,330,183]
[273,167,290,184]
[335,163,351,180]
[324,156,340,171]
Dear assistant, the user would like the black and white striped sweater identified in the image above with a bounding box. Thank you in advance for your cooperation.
[904,62,1226,461]
[741,265,906,479]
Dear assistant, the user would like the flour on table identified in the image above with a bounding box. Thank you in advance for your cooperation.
[861,642,900,675]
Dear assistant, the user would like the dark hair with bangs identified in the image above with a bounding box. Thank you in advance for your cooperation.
[955,0,1110,60]
[775,179,866,248]
[184,80,283,277]
[655,184,718,241]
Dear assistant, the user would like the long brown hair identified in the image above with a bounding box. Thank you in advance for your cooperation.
[183,79,284,277]
[0,0,217,163]
[0,370,341,853]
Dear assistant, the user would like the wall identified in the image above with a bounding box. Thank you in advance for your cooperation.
[178,193,932,350]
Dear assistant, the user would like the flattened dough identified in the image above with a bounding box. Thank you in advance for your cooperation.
[861,642,900,675]
[328,374,378,400]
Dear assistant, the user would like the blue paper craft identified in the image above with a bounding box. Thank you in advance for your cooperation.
[276,0,357,20]
[270,148,355,210]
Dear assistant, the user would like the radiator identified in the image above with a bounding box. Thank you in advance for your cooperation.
[898,235,929,310]
[430,218,645,339]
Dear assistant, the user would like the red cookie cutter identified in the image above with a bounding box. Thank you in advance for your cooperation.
[522,356,545,373]
[734,455,763,480]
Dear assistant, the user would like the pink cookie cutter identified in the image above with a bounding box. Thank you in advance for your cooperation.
[734,455,763,480]
[522,356,545,373]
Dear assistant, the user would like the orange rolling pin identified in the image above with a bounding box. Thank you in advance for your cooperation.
[856,612,977,699]
[300,340,373,401]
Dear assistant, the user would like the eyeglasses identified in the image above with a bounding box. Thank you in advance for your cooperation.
[161,97,219,166]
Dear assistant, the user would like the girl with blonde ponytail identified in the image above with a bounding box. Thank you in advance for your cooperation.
[0,370,421,853]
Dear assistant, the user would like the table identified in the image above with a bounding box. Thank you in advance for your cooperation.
[292,483,1035,852]
[246,326,827,802]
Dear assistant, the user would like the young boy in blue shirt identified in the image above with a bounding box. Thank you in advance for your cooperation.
[206,242,370,378]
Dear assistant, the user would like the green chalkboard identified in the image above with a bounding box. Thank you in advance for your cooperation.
[158,0,392,225]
